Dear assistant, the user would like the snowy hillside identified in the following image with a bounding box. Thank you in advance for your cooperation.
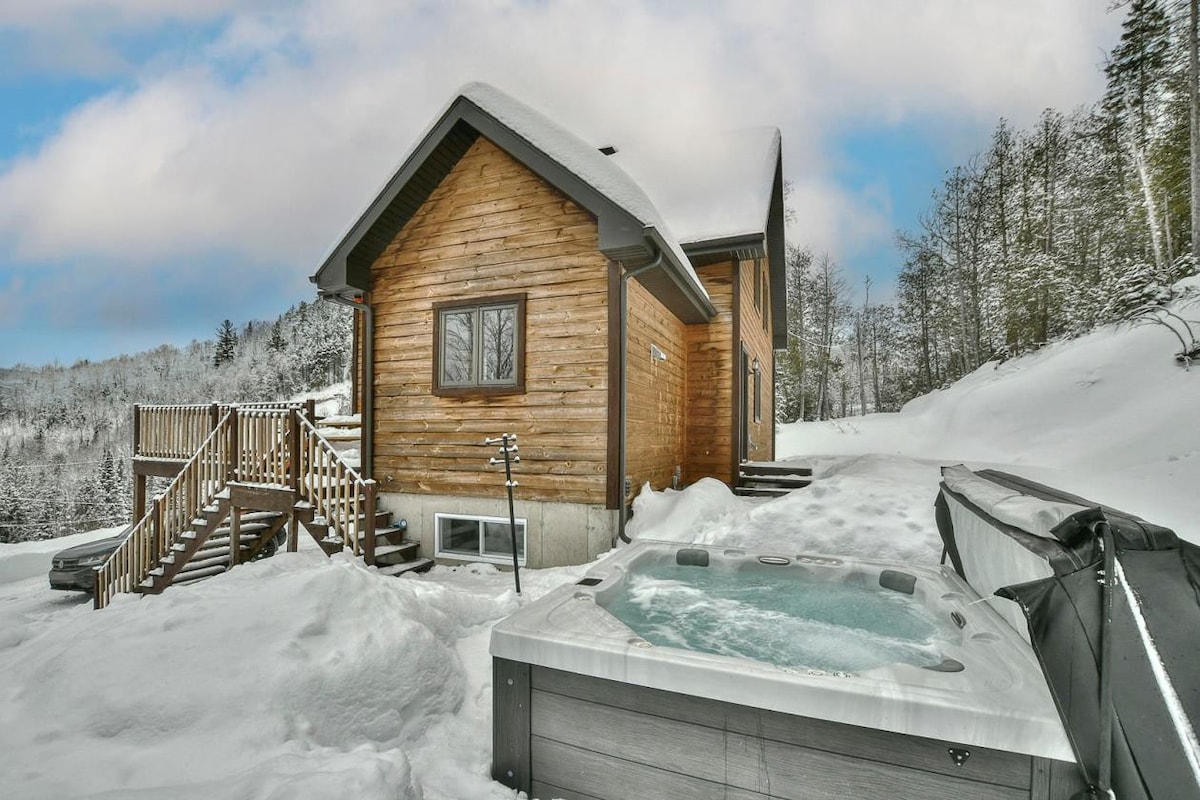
[777,277,1200,542]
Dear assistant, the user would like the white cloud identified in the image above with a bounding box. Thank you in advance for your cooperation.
[0,0,1122,289]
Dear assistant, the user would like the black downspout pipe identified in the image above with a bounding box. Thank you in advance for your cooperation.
[321,292,374,479]
[617,247,665,544]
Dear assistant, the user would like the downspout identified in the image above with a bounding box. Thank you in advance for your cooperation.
[617,247,665,543]
[321,291,374,479]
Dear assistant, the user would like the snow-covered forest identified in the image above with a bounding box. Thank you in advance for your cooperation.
[778,0,1200,421]
[0,301,352,543]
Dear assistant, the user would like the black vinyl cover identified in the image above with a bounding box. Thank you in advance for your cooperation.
[937,468,1200,799]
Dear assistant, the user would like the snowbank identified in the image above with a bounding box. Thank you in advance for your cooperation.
[628,455,946,564]
[0,551,584,799]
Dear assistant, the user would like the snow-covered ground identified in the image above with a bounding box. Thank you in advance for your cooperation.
[1,281,1195,797]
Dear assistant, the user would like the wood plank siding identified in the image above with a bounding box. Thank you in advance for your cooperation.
[624,278,687,498]
[493,662,1086,800]
[738,257,775,462]
[368,137,611,505]
[684,261,736,485]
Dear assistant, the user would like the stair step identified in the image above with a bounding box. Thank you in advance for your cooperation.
[739,462,814,478]
[317,415,361,429]
[179,552,234,573]
[377,558,434,577]
[172,564,227,585]
[373,542,419,561]
[733,486,795,497]
[739,474,816,489]
[319,431,360,443]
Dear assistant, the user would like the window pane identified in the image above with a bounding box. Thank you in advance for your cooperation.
[483,520,525,560]
[438,517,480,556]
[441,310,475,385]
[480,305,516,383]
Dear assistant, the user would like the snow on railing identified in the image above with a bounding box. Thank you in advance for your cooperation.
[297,416,376,565]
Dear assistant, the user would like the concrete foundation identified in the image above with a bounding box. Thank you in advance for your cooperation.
[377,492,618,569]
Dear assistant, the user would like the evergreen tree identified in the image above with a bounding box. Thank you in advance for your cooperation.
[214,319,238,367]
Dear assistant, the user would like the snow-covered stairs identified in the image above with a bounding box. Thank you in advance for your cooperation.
[735,461,814,497]
[295,491,433,577]
[139,496,289,593]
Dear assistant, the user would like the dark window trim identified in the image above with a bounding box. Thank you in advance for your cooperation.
[761,269,769,332]
[753,358,762,423]
[753,257,762,311]
[432,292,527,397]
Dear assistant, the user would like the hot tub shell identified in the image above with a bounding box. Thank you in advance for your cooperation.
[491,539,1085,799]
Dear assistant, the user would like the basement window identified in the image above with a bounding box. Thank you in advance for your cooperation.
[435,513,527,564]
[433,294,526,396]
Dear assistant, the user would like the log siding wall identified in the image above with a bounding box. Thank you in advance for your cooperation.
[684,261,736,485]
[739,257,775,463]
[368,137,610,505]
[624,278,687,497]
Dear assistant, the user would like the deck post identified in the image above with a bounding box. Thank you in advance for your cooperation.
[304,398,316,424]
[363,479,377,566]
[227,409,240,483]
[132,404,144,524]
[152,497,163,565]
[288,408,301,492]
[230,506,241,567]
[287,514,298,553]
[209,402,220,433]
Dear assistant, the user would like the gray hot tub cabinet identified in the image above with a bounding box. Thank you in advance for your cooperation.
[490,541,1085,799]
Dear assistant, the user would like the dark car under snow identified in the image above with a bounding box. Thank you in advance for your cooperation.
[48,534,126,592]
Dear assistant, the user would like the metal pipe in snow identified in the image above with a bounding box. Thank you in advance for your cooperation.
[320,291,374,479]
[617,247,665,544]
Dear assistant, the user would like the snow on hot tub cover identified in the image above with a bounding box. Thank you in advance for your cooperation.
[936,465,1200,800]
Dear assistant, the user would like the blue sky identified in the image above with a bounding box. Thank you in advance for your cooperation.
[0,1,1121,368]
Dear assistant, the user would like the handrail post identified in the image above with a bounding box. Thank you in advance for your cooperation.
[151,497,163,578]
[363,479,377,566]
[209,402,220,434]
[288,408,301,492]
[304,398,316,424]
[230,506,241,567]
[227,409,240,484]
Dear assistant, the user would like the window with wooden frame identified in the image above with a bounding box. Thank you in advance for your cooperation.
[433,293,526,396]
[753,358,762,422]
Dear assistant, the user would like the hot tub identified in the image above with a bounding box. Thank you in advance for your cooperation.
[491,539,1084,799]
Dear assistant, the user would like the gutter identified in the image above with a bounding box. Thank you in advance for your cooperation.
[617,247,666,544]
[320,291,374,479]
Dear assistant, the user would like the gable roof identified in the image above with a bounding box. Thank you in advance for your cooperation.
[312,83,786,343]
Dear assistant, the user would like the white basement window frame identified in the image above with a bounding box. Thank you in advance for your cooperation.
[432,293,526,396]
[435,512,527,565]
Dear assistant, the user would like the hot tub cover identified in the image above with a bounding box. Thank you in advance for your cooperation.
[936,466,1200,800]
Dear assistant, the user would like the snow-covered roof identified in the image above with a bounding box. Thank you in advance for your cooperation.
[312,82,784,337]
[609,126,781,246]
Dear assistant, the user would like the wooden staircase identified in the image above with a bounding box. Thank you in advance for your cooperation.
[141,499,289,593]
[735,462,814,498]
[296,502,432,577]
[94,404,430,609]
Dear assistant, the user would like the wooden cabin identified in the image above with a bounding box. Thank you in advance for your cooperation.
[311,83,786,569]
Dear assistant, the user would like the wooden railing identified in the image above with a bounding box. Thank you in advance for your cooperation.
[98,400,366,608]
[234,409,292,485]
[297,415,376,562]
[135,404,221,460]
[95,410,234,609]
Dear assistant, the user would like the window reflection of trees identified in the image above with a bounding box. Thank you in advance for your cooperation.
[442,311,474,384]
[481,306,515,381]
